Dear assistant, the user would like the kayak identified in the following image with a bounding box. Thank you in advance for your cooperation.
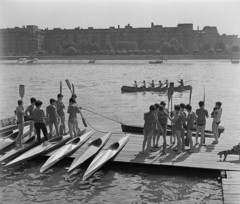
[68,132,112,174]
[121,123,224,138]
[121,85,192,93]
[0,126,30,153]
[40,130,94,173]
[4,133,70,168]
[0,135,36,164]
[82,134,130,181]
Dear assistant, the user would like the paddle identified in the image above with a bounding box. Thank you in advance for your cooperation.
[189,86,193,105]
[169,83,174,144]
[203,86,205,104]
[19,85,25,100]
[60,81,62,94]
[65,79,87,127]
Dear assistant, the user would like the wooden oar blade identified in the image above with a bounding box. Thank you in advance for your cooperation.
[65,79,72,93]
[72,84,75,94]
[189,86,193,105]
[19,85,25,99]
[80,111,87,127]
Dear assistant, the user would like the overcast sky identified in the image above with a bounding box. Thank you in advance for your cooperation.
[0,0,239,36]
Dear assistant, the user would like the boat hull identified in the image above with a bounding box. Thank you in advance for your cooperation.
[40,130,94,173]
[82,134,130,181]
[121,85,191,93]
[68,132,111,173]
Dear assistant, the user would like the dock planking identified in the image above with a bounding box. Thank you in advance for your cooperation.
[45,130,240,171]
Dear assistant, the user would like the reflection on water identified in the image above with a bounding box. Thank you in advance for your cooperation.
[1,60,239,203]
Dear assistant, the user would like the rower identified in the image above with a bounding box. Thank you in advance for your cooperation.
[150,80,155,88]
[178,79,184,86]
[158,81,162,88]
[163,80,169,88]
[133,81,138,87]
[141,81,146,88]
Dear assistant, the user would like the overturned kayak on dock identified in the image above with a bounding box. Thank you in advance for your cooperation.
[121,85,192,93]
[40,130,94,173]
[68,132,112,174]
[82,134,130,181]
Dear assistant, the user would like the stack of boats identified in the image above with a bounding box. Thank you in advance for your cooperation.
[0,118,130,181]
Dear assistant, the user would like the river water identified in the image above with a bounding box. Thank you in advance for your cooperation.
[0,60,239,203]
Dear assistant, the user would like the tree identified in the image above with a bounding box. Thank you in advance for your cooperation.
[55,44,63,55]
[178,44,185,54]
[202,43,211,52]
[160,43,169,55]
[104,42,113,52]
[231,45,240,53]
[169,38,178,48]
[66,47,77,55]
[168,45,178,55]
[214,41,226,52]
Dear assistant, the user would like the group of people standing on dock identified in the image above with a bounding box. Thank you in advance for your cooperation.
[141,100,222,156]
[134,79,184,88]
[14,93,83,147]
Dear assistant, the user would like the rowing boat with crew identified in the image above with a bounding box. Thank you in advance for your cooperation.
[121,85,192,93]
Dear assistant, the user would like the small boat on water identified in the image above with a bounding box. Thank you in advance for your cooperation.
[40,130,94,173]
[121,85,192,93]
[0,126,30,153]
[149,60,163,64]
[82,134,130,181]
[121,123,224,138]
[4,132,71,168]
[231,60,239,64]
[88,60,95,63]
[68,132,112,174]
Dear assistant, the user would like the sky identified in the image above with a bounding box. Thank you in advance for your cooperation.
[0,0,240,36]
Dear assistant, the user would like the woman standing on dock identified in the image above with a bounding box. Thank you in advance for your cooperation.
[67,97,81,138]
[153,103,163,148]
[56,94,66,135]
[141,105,157,156]
[33,100,49,145]
[25,97,36,138]
[211,101,222,144]
[46,99,60,138]
[15,100,25,147]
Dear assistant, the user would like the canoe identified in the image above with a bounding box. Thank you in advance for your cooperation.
[121,123,224,138]
[40,130,94,173]
[5,133,71,168]
[0,120,29,136]
[121,85,192,93]
[68,132,112,174]
[88,60,95,63]
[149,60,163,64]
[82,134,130,181]
[0,126,30,153]
[231,60,239,64]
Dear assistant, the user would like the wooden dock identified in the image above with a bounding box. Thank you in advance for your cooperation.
[46,130,240,203]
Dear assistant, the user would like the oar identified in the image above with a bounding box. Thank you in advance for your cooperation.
[19,85,25,100]
[65,79,72,93]
[203,86,205,104]
[72,84,75,95]
[189,86,193,105]
[169,82,174,144]
[60,81,62,94]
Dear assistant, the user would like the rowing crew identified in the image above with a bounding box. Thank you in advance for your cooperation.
[141,101,222,156]
[134,79,184,88]
[14,93,83,148]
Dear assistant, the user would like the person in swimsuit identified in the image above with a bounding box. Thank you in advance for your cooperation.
[72,93,82,135]
[158,101,168,154]
[185,104,196,153]
[68,97,81,138]
[56,94,66,135]
[141,81,146,88]
[158,81,162,88]
[141,105,157,156]
[178,79,184,86]
[152,103,163,148]
[180,103,187,150]
[46,99,60,138]
[25,97,36,138]
[195,101,209,146]
[15,100,25,147]
[33,100,49,145]
[164,80,169,88]
[167,105,184,153]
[211,101,222,144]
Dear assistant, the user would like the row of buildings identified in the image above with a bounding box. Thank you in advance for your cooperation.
[0,23,239,56]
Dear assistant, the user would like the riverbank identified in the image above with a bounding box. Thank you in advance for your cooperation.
[0,54,239,61]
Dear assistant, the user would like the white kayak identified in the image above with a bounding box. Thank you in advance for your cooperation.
[5,133,69,168]
[40,130,94,173]
[68,132,112,173]
[82,134,130,181]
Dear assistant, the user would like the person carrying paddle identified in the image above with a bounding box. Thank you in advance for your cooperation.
[71,93,82,134]
[56,94,66,135]
[211,101,222,144]
[33,100,49,145]
[180,103,187,150]
[195,101,209,146]
[46,99,60,138]
[141,105,157,156]
[185,104,196,153]
[15,100,25,147]
[68,97,81,138]
[152,103,163,149]
[25,97,36,138]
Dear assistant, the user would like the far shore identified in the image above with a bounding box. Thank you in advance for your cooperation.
[0,54,239,61]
